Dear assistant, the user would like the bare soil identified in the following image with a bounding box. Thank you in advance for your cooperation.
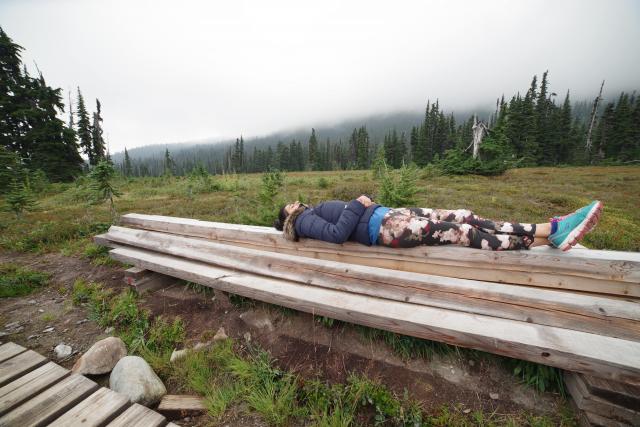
[0,250,566,424]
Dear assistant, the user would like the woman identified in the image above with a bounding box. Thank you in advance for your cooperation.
[273,196,602,251]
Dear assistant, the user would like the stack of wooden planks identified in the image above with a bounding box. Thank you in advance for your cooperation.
[95,214,640,394]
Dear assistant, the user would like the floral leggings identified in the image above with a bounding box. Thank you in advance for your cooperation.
[378,208,537,251]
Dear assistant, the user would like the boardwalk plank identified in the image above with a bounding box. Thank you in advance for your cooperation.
[0,343,27,363]
[49,387,130,427]
[0,362,69,416]
[106,403,166,427]
[0,350,47,387]
[0,374,98,427]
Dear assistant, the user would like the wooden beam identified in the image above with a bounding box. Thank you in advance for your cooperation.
[0,362,69,416]
[157,394,206,418]
[0,343,27,364]
[109,246,640,385]
[48,387,130,427]
[0,374,98,427]
[118,214,640,297]
[103,226,640,341]
[106,403,166,427]
[565,373,640,425]
[0,350,47,387]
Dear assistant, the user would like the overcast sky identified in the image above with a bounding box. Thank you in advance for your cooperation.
[2,0,639,153]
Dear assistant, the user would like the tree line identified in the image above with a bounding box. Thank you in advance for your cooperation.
[0,27,106,193]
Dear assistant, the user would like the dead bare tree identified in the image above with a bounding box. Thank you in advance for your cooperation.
[585,80,605,152]
[471,115,490,159]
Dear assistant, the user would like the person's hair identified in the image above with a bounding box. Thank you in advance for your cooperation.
[273,204,288,231]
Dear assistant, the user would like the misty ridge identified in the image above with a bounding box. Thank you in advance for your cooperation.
[111,71,633,177]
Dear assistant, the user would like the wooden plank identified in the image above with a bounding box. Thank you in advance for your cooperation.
[117,214,640,296]
[582,374,640,412]
[0,374,98,427]
[0,350,47,387]
[103,226,640,341]
[106,403,166,427]
[565,373,640,425]
[584,411,632,427]
[0,343,27,363]
[157,394,206,417]
[49,387,130,427]
[127,271,179,294]
[0,362,69,416]
[110,246,640,386]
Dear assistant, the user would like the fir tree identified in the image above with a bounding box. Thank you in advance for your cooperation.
[91,99,106,163]
[89,160,120,219]
[308,128,319,170]
[123,147,133,177]
[76,88,93,163]
[163,148,174,176]
[4,180,36,219]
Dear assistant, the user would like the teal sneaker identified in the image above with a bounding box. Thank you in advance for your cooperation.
[549,201,603,251]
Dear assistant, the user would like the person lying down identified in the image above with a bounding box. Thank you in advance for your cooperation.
[273,196,602,251]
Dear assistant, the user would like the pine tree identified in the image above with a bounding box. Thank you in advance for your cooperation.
[163,148,174,176]
[355,126,370,169]
[91,99,106,163]
[4,180,36,219]
[123,147,133,177]
[308,128,319,170]
[0,146,22,193]
[89,160,120,219]
[76,88,93,164]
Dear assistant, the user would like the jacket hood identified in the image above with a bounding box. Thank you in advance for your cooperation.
[282,206,307,241]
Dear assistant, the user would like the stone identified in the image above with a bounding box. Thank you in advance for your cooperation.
[54,344,72,359]
[489,392,499,400]
[170,349,189,363]
[104,326,115,334]
[110,356,166,406]
[239,310,274,332]
[72,336,127,375]
[42,327,54,333]
[193,341,211,351]
[213,327,228,341]
[243,332,251,342]
[4,321,20,330]
[76,319,88,325]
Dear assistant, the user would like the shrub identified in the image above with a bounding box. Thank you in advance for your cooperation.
[317,177,329,189]
[0,263,49,298]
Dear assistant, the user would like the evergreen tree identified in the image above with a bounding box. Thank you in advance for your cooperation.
[123,147,133,177]
[355,126,370,169]
[89,160,120,219]
[308,128,319,170]
[91,98,106,163]
[163,148,174,176]
[0,146,22,193]
[4,180,36,219]
[76,88,93,163]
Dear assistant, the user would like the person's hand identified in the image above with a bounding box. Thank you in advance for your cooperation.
[356,195,373,207]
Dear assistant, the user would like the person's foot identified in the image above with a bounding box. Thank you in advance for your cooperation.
[548,201,603,251]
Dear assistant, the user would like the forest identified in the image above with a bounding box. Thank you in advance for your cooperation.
[1,24,639,192]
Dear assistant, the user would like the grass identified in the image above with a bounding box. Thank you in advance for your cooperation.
[0,263,49,298]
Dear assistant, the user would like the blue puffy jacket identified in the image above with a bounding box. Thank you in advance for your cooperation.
[294,199,380,245]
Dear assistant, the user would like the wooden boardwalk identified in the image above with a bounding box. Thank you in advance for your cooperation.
[0,342,178,427]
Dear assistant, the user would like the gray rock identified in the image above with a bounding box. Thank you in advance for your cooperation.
[54,344,72,359]
[42,326,54,333]
[489,392,499,400]
[104,326,115,334]
[243,332,252,342]
[72,336,127,375]
[239,310,274,332]
[213,327,228,341]
[4,321,20,330]
[170,349,189,363]
[109,356,166,406]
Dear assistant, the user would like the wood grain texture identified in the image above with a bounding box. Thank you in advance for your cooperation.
[105,403,166,427]
[103,226,640,341]
[0,350,47,387]
[565,373,640,425]
[118,213,640,296]
[581,374,640,412]
[110,246,640,385]
[0,343,27,364]
[49,387,130,427]
[0,362,69,416]
[157,394,206,413]
[0,374,98,427]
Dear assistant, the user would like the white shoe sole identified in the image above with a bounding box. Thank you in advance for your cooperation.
[557,201,603,251]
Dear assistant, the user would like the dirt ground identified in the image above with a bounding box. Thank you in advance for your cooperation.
[0,250,566,424]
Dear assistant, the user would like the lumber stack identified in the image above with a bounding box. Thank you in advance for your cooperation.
[95,214,640,394]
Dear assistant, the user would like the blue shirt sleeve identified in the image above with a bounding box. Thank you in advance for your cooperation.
[295,199,366,244]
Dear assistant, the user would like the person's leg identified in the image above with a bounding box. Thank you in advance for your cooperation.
[379,209,533,250]
[409,207,540,237]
